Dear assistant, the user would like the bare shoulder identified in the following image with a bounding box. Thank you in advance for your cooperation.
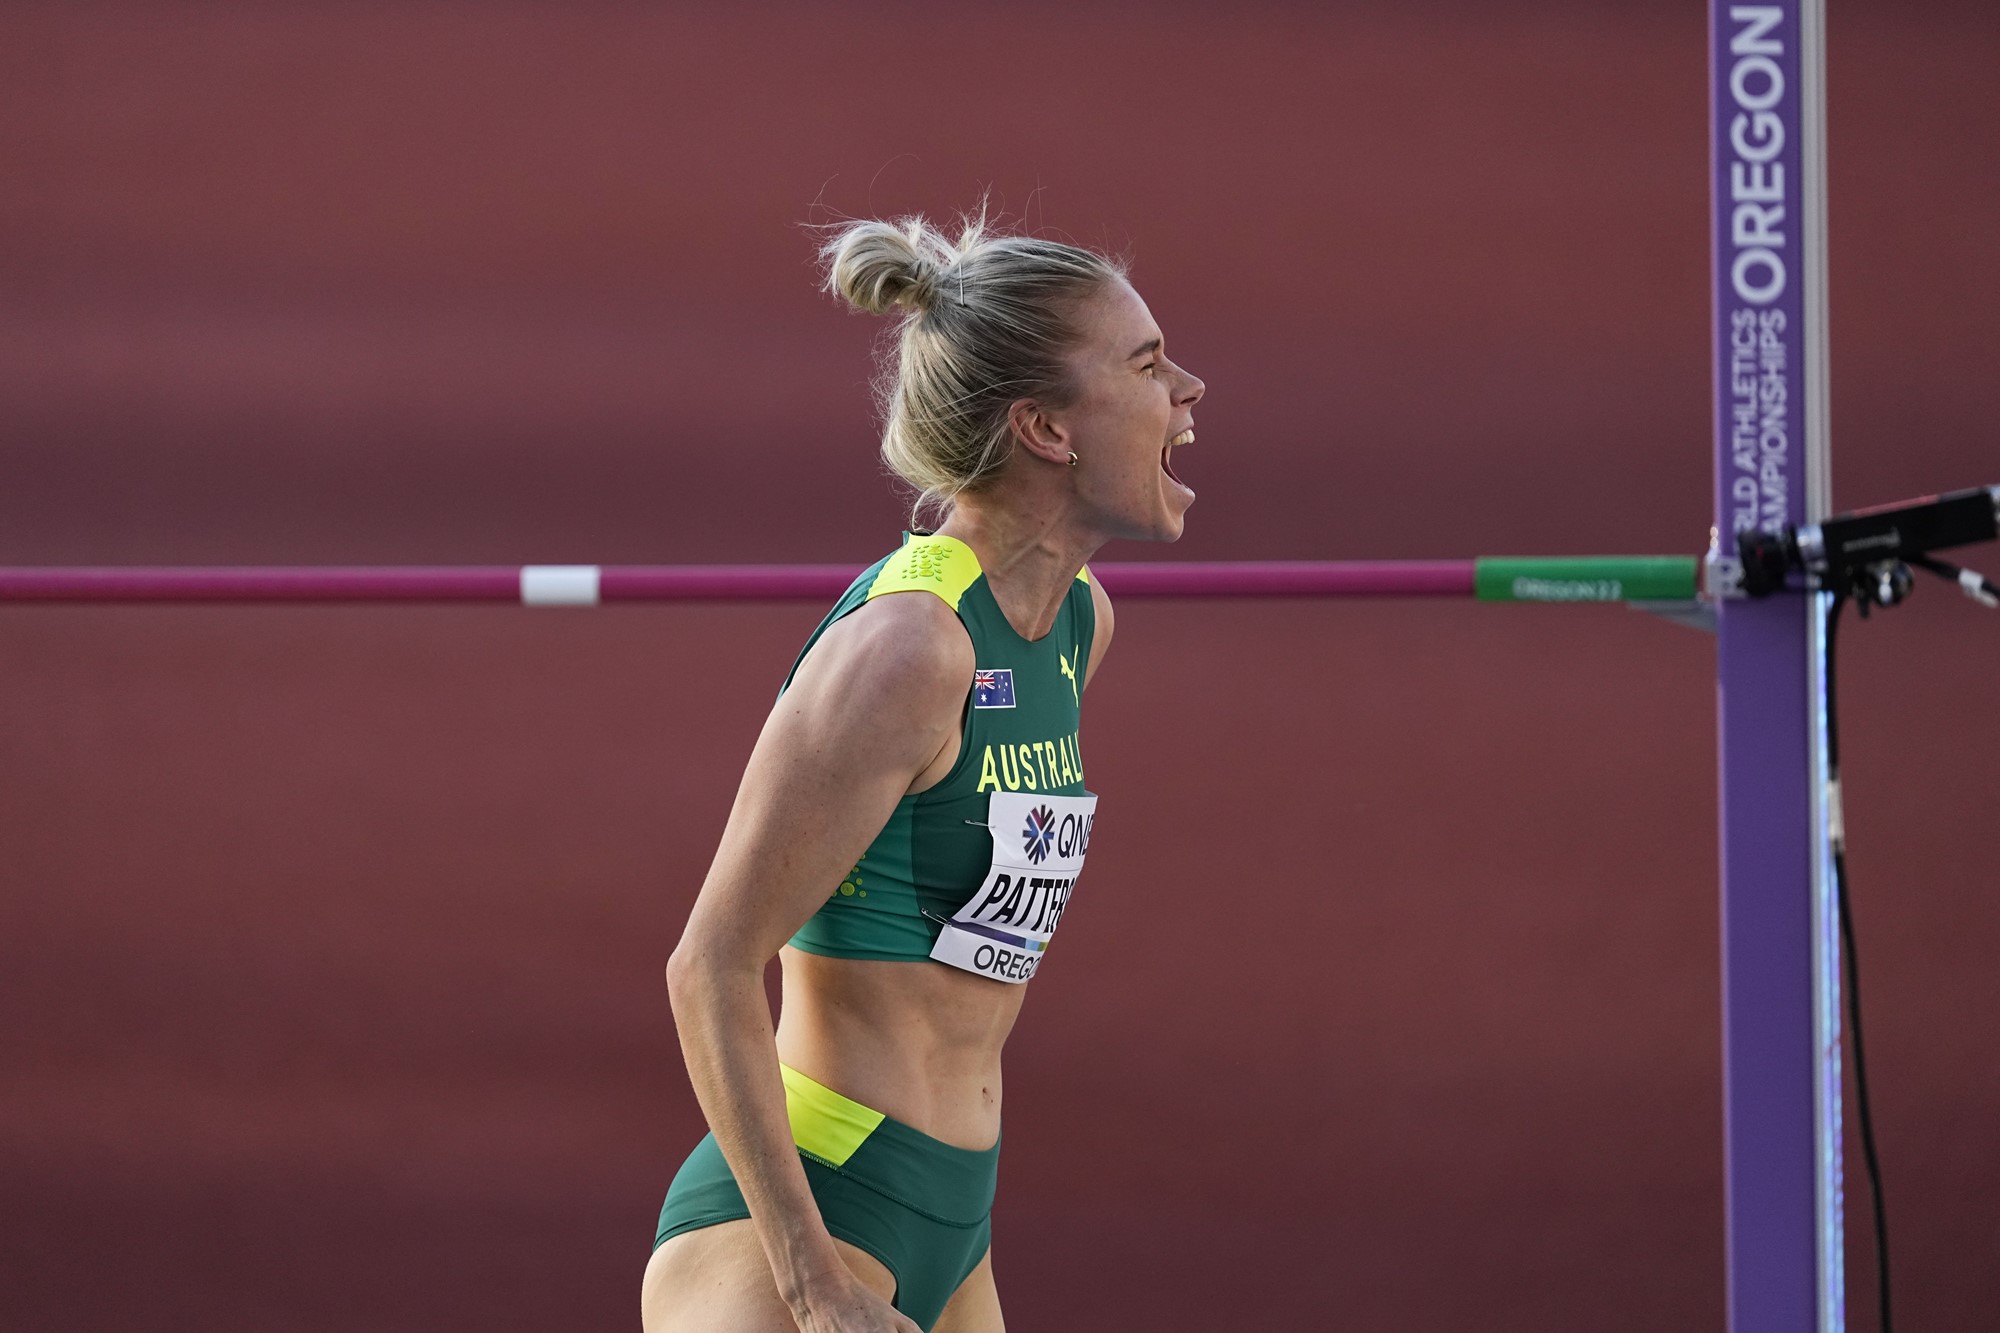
[677,590,975,962]
[1084,573,1114,688]
[791,588,974,722]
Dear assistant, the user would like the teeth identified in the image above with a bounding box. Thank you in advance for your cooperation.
[1168,429,1194,447]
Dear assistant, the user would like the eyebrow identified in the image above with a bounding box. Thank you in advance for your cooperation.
[1126,338,1162,361]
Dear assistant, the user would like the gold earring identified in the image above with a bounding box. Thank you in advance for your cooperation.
[1066,452,1079,467]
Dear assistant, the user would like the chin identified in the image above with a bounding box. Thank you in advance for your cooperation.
[1098,491,1191,544]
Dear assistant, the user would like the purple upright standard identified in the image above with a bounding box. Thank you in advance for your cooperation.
[1710,3,1842,1330]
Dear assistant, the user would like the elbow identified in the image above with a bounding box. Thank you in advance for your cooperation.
[665,921,770,1020]
[664,939,744,1017]
[664,943,702,1009]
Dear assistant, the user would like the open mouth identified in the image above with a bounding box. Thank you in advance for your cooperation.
[1162,428,1194,486]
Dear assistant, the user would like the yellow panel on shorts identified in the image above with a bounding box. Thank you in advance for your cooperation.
[865,534,983,611]
[781,1064,885,1167]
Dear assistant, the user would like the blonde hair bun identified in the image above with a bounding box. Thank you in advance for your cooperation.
[824,218,951,315]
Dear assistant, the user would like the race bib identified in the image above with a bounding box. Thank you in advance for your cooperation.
[929,791,1096,984]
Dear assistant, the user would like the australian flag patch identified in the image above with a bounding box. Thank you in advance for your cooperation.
[972,668,1016,709]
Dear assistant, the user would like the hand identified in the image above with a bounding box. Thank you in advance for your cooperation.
[793,1270,924,1333]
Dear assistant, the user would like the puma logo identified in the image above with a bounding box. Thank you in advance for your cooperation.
[1057,646,1079,704]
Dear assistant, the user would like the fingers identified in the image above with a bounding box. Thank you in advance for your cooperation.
[796,1280,921,1333]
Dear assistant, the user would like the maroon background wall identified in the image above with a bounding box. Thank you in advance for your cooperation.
[3,3,1996,1329]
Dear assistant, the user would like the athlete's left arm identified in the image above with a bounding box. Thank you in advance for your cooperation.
[1083,574,1114,690]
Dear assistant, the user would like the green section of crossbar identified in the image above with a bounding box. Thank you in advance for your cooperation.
[1474,556,1698,603]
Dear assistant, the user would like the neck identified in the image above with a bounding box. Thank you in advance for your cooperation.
[937,497,1100,642]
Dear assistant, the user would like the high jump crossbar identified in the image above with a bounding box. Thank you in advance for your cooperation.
[0,558,1700,606]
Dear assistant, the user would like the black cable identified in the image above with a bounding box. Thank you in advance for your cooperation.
[1908,553,2000,609]
[1825,592,1893,1332]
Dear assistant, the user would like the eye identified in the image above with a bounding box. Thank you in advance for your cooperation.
[1140,362,1157,375]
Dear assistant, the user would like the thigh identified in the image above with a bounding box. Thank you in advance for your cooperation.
[641,1218,900,1333]
[932,1249,1003,1333]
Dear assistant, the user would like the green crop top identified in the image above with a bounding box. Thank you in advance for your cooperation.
[783,533,1097,984]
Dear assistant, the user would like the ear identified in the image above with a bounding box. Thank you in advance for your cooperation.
[1006,398,1071,467]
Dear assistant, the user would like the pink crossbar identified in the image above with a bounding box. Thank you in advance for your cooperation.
[0,561,1477,603]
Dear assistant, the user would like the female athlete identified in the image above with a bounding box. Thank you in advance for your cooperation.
[641,212,1203,1332]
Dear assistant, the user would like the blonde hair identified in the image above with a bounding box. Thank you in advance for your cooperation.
[820,211,1127,523]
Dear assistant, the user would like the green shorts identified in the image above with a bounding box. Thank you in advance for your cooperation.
[655,1065,999,1332]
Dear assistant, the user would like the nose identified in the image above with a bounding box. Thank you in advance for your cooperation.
[1176,363,1205,408]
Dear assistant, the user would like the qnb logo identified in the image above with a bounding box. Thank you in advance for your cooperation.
[1054,811,1092,859]
[1021,804,1057,863]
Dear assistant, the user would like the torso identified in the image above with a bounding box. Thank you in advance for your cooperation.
[773,533,1098,1150]
[774,949,1024,1150]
